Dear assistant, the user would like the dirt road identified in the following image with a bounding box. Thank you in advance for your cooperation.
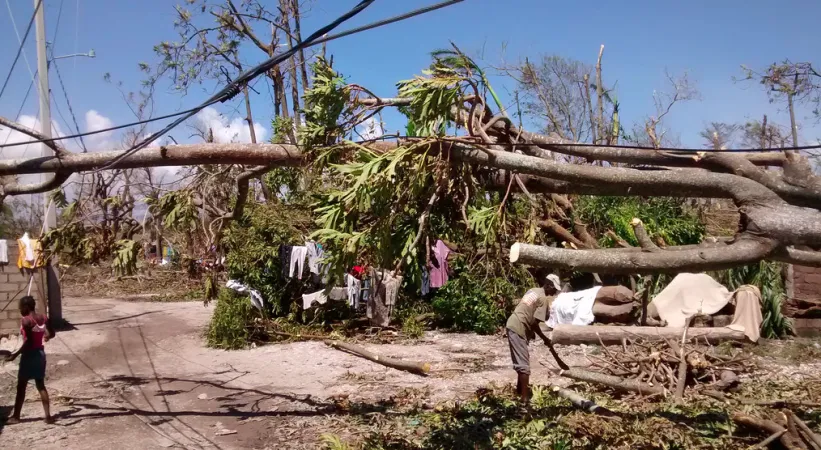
[0,297,573,449]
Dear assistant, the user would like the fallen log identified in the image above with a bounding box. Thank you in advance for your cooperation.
[732,413,805,450]
[551,325,748,345]
[551,385,616,416]
[324,340,430,376]
[558,367,665,396]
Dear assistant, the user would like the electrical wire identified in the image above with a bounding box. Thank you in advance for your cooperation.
[4,0,37,80]
[0,0,42,101]
[0,0,465,154]
[51,59,88,152]
[0,100,224,150]
[1,73,36,149]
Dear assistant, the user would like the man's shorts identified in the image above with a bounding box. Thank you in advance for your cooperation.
[506,328,530,375]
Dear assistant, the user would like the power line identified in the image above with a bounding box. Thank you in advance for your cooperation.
[51,59,88,151]
[4,0,36,80]
[0,101,222,150]
[0,0,42,101]
[51,0,66,49]
[1,73,36,150]
[0,0,466,155]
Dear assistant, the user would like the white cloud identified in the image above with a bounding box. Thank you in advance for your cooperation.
[85,109,114,133]
[357,117,384,141]
[194,106,267,144]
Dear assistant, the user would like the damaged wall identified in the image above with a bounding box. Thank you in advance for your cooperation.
[787,264,821,336]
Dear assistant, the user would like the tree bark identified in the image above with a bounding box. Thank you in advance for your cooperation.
[558,367,665,396]
[324,340,430,376]
[550,324,748,345]
[509,238,778,274]
[0,143,306,175]
[630,218,660,251]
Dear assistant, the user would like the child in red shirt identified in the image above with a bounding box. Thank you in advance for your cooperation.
[4,295,55,424]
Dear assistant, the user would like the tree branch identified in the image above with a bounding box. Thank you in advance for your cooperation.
[0,116,68,157]
[0,143,305,175]
[630,218,661,251]
[509,235,778,274]
[0,172,71,197]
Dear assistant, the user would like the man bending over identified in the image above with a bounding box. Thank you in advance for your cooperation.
[505,274,561,403]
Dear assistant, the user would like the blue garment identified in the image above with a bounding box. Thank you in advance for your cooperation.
[421,267,430,296]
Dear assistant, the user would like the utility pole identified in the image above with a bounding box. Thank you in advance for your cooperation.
[34,0,62,322]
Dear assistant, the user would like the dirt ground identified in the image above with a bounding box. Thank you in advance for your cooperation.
[0,296,586,449]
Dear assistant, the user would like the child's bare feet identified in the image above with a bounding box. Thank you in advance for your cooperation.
[44,416,55,425]
[4,416,21,425]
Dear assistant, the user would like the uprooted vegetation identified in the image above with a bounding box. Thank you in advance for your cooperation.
[318,338,821,450]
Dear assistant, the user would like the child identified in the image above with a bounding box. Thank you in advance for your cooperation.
[4,295,55,424]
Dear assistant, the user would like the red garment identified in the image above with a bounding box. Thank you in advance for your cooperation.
[21,314,47,350]
[351,266,365,279]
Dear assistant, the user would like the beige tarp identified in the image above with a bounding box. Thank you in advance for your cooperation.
[649,273,733,328]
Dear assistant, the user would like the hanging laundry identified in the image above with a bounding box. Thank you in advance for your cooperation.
[361,278,370,312]
[429,240,450,288]
[225,279,265,311]
[421,266,430,296]
[346,274,361,308]
[289,246,307,279]
[279,245,293,278]
[351,265,365,279]
[367,268,403,327]
[328,287,348,302]
[0,239,7,264]
[17,234,43,270]
[302,290,328,309]
[305,241,323,275]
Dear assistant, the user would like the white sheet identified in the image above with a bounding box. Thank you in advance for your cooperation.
[546,286,602,328]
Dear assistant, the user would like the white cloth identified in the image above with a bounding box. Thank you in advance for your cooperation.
[346,274,361,308]
[20,233,34,262]
[650,273,733,328]
[546,286,602,328]
[0,239,7,264]
[289,246,307,279]
[305,241,322,275]
[225,279,264,311]
[328,287,348,301]
[302,290,328,309]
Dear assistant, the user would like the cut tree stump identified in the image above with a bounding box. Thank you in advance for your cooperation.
[550,325,748,345]
[324,340,430,376]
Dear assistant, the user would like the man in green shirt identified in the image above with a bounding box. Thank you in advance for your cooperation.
[506,274,561,402]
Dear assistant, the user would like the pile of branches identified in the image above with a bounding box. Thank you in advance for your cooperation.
[546,329,821,448]
[576,333,753,402]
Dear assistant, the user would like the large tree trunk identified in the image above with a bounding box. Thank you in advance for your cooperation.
[550,324,748,345]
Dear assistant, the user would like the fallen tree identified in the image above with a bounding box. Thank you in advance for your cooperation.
[2,47,820,280]
[550,324,748,345]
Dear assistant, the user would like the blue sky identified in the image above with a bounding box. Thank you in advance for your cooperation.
[2,0,820,157]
